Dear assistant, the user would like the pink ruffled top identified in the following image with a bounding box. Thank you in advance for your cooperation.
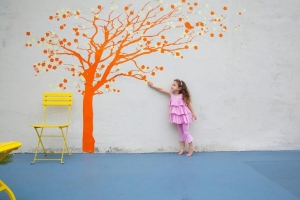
[169,93,193,124]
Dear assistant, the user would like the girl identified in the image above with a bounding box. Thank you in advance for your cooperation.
[148,79,197,156]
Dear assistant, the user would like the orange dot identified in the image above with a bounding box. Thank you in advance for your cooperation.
[182,0,186,2]
[25,44,28,47]
[141,65,145,69]
[43,50,47,54]
[161,35,165,39]
[194,45,198,50]
[55,58,59,61]
[41,38,45,42]
[117,90,120,92]
[97,5,102,9]
[171,5,175,9]
[74,39,78,43]
[76,11,80,15]
[194,2,198,6]
[48,64,52,69]
[130,11,134,15]
[184,45,189,49]
[219,33,223,38]
[159,67,164,71]
[124,6,128,11]
[63,79,67,83]
[67,42,71,46]
[160,7,163,11]
[60,26,64,30]
[176,52,180,56]
[210,33,214,37]
[62,14,66,18]
[105,85,109,88]
[26,32,30,36]
[151,72,156,76]
[29,44,32,47]
[49,16,53,20]
[189,6,193,10]
[59,61,63,65]
[63,38,67,42]
[238,12,242,15]
[210,11,215,15]
[157,42,161,46]
[178,18,182,22]
[223,6,227,11]
[78,90,81,92]
[59,83,63,87]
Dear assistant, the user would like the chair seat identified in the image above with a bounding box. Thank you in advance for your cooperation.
[0,141,22,153]
[30,124,70,128]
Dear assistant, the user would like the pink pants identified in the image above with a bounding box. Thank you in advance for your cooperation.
[176,123,193,144]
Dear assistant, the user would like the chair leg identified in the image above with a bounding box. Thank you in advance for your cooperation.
[32,128,47,164]
[0,180,16,200]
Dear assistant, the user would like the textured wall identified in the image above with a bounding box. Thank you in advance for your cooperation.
[0,0,300,153]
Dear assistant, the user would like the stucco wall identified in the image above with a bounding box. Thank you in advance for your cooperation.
[1,0,300,153]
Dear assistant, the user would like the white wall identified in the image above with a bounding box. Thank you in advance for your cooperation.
[1,0,300,153]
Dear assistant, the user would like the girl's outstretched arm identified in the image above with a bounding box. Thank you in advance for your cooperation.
[187,102,197,120]
[148,81,170,95]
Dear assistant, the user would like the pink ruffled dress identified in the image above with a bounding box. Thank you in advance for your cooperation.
[169,93,193,124]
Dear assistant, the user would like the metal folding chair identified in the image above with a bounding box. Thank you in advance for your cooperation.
[31,93,72,164]
[0,141,22,200]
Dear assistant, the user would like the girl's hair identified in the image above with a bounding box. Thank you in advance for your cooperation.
[174,79,191,103]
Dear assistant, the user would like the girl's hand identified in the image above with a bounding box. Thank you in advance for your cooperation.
[148,81,153,87]
[192,114,197,120]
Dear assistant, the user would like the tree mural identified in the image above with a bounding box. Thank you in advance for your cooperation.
[25,0,244,152]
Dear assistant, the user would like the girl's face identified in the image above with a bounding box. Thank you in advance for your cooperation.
[171,81,181,93]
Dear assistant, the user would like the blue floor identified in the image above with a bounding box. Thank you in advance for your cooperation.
[0,151,300,200]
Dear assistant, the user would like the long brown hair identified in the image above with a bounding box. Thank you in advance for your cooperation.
[174,79,191,103]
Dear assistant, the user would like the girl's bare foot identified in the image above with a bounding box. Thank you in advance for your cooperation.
[178,148,185,155]
[186,148,194,156]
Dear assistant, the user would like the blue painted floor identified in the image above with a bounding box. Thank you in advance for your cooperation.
[0,151,300,200]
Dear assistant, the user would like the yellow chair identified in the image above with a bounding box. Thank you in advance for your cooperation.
[31,93,72,164]
[0,141,22,200]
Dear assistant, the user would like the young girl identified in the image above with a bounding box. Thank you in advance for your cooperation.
[148,79,197,156]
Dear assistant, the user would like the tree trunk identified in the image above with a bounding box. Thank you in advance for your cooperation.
[82,90,95,152]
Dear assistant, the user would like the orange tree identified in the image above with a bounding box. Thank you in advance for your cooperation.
[25,0,243,152]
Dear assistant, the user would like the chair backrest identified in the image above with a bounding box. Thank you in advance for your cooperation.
[42,93,73,124]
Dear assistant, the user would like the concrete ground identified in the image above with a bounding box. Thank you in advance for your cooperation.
[0,151,300,200]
